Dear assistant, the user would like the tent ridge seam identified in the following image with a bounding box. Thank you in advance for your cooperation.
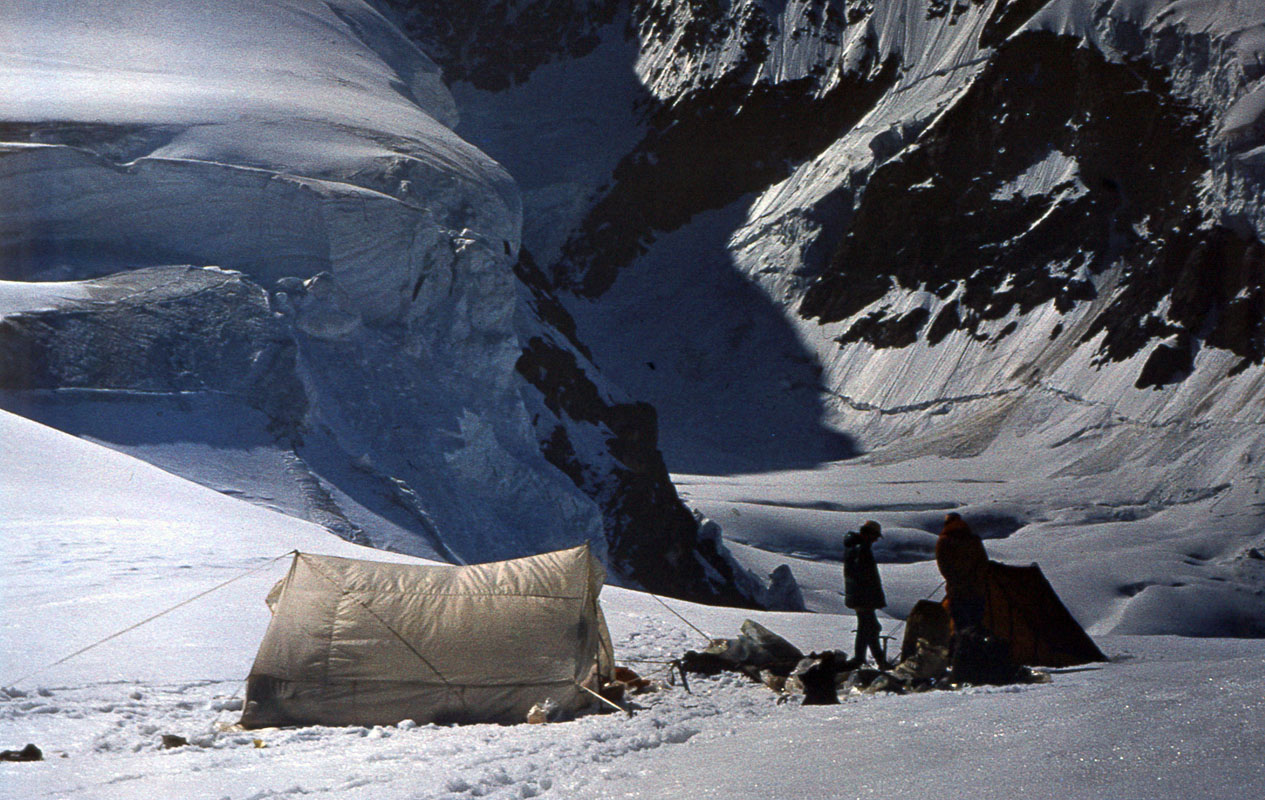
[299,678,584,689]
[338,591,586,600]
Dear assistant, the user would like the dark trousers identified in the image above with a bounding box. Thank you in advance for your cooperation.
[949,594,986,633]
[854,607,887,667]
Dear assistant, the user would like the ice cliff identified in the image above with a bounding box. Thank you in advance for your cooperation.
[0,0,761,605]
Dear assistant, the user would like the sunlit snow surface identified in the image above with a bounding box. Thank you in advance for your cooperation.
[4,411,1265,800]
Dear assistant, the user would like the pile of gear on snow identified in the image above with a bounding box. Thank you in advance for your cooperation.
[678,607,1053,706]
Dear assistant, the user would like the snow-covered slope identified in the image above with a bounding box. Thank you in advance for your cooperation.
[1,0,513,290]
[4,408,1265,800]
[0,0,762,604]
[0,409,415,687]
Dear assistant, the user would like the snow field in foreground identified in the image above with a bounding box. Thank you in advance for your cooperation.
[3,410,1265,799]
[5,625,1265,800]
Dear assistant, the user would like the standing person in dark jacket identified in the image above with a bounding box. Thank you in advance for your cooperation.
[935,512,989,634]
[843,520,890,669]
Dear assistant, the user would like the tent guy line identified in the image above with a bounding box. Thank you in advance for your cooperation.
[647,592,713,642]
[1,550,300,689]
[885,579,947,641]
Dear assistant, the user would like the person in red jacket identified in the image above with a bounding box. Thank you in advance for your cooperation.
[935,512,989,634]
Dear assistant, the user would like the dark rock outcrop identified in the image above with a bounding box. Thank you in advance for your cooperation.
[556,61,900,297]
[515,252,761,605]
[381,0,621,90]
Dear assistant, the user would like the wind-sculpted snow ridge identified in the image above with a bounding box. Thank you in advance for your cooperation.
[389,0,1265,632]
[0,1,763,604]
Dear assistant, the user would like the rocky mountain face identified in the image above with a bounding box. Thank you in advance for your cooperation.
[383,0,1265,544]
[513,252,764,603]
[801,25,1263,383]
[387,0,622,90]
[387,0,1265,443]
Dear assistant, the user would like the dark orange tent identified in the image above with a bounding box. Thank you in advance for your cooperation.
[902,561,1105,668]
[973,560,1105,667]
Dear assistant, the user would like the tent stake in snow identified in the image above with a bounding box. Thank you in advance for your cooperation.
[619,658,692,694]
[576,682,633,717]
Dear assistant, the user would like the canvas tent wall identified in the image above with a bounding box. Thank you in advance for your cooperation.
[240,544,613,728]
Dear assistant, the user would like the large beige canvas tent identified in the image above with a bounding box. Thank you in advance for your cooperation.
[240,544,614,728]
